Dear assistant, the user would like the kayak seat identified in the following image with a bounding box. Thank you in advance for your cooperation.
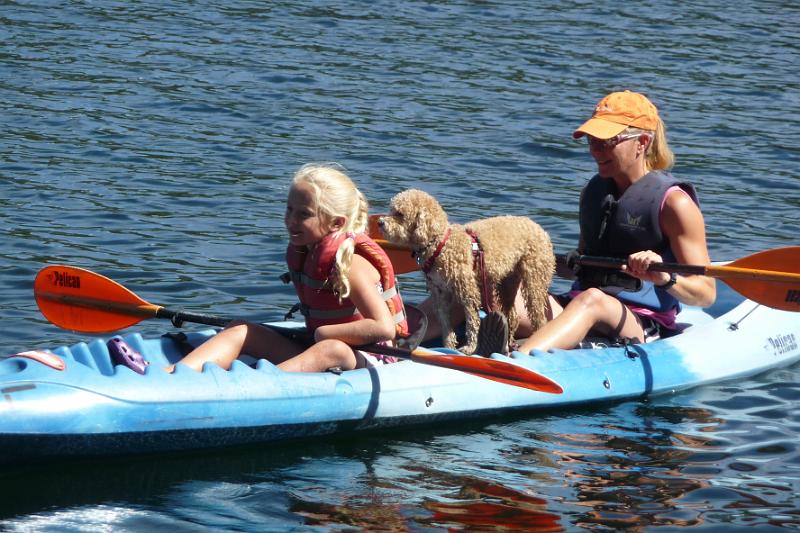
[396,304,428,350]
[475,311,509,356]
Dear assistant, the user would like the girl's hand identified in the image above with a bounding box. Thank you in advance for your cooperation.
[623,250,672,286]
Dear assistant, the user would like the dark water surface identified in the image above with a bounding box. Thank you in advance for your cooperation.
[2,1,799,530]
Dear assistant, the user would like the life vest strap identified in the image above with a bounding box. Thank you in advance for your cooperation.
[299,294,405,325]
[287,271,327,290]
[302,304,357,320]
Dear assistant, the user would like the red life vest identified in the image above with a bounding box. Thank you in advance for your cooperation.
[285,232,409,338]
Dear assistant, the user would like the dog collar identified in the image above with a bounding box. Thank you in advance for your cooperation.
[418,228,451,274]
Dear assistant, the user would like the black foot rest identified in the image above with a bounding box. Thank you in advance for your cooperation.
[162,332,197,356]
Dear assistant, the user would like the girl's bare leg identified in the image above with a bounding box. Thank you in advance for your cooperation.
[277,339,359,373]
[166,321,303,372]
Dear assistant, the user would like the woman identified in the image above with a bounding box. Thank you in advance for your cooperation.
[515,90,716,353]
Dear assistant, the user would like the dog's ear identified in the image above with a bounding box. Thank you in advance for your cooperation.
[416,196,448,239]
[412,208,426,237]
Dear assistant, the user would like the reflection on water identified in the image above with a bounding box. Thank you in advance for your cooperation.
[541,399,798,530]
[552,405,720,530]
[421,477,561,532]
[1,391,799,531]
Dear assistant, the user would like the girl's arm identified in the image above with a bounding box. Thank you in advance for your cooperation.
[313,254,397,345]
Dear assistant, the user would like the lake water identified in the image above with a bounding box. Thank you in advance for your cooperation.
[2,1,799,530]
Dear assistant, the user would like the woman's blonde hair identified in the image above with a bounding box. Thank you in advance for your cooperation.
[292,163,369,300]
[627,118,674,171]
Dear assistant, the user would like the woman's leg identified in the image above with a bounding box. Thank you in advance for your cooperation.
[417,297,464,343]
[419,289,564,344]
[510,291,564,339]
[517,288,645,353]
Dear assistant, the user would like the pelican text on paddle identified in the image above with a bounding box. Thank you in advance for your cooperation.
[786,289,800,305]
[51,271,81,289]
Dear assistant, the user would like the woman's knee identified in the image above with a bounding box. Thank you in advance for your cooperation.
[568,288,611,314]
[573,287,605,303]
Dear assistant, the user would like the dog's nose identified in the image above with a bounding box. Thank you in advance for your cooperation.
[377,218,385,228]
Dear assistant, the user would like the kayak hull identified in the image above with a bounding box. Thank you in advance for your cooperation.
[2,297,799,464]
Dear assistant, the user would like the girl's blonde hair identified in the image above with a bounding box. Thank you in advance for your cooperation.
[292,163,369,300]
[627,118,674,171]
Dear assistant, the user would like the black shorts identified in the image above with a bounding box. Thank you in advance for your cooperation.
[639,315,663,342]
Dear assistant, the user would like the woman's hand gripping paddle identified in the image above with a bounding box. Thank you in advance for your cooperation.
[568,247,800,312]
[33,265,563,393]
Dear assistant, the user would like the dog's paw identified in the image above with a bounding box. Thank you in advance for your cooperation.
[456,342,479,355]
[442,331,459,350]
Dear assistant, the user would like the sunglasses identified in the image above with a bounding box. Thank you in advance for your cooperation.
[586,133,642,151]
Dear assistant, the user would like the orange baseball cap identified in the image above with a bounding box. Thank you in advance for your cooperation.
[573,90,660,139]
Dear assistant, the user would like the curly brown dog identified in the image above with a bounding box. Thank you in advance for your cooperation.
[378,189,554,355]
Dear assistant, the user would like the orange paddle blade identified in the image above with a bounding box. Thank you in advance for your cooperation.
[367,213,384,241]
[368,213,419,274]
[375,240,418,274]
[410,348,563,394]
[710,246,800,312]
[34,265,161,333]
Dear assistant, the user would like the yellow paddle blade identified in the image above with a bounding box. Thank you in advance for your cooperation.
[367,213,384,241]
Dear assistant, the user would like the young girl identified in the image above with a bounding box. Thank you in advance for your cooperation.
[168,163,408,373]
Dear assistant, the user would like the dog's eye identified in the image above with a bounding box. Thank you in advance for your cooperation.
[391,210,404,220]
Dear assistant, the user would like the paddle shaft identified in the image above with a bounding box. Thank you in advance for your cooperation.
[380,243,800,285]
[373,232,800,310]
[370,212,800,285]
[34,265,562,393]
[566,254,800,283]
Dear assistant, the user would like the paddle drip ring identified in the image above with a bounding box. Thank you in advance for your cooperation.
[171,313,184,328]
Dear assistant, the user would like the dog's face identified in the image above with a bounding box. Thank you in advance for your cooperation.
[378,189,449,248]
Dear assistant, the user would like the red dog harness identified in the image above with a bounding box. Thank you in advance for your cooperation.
[465,228,495,313]
[418,227,495,313]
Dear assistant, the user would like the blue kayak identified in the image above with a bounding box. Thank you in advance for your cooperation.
[2,293,799,465]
